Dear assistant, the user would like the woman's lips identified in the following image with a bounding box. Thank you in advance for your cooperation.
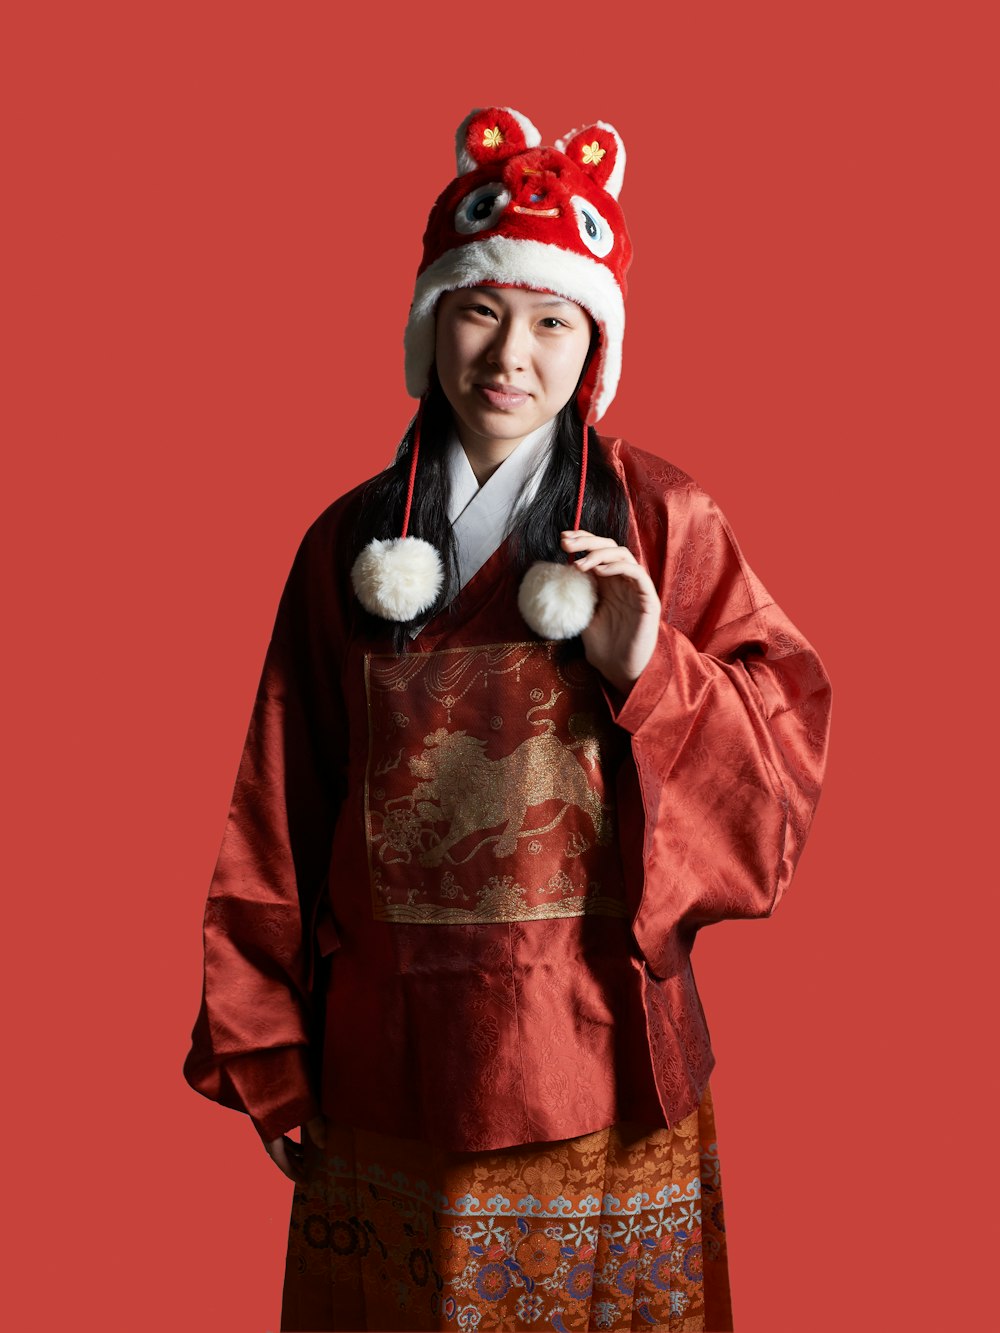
[475,384,531,409]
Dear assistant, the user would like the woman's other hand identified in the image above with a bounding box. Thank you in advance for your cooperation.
[561,530,660,696]
[264,1113,328,1183]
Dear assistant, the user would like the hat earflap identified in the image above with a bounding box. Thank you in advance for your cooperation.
[350,397,446,623]
[516,423,598,640]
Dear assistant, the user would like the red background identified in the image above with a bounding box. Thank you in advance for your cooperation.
[5,2,994,1330]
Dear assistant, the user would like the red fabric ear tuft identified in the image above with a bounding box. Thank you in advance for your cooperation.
[559,125,619,192]
[461,108,529,170]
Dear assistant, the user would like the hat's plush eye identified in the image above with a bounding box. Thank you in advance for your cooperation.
[455,183,511,234]
[571,196,614,258]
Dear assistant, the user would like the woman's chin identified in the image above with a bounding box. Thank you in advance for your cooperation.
[457,403,542,443]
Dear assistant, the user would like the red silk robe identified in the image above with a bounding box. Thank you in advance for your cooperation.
[183,437,833,1148]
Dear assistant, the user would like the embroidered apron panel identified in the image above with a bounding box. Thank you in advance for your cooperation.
[364,641,628,924]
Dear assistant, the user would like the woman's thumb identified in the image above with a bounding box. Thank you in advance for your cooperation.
[306,1114,327,1150]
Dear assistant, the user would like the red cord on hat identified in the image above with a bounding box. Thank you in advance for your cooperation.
[572,422,588,533]
[400,396,426,540]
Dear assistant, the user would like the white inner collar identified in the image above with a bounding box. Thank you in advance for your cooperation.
[406,416,557,638]
[446,416,556,526]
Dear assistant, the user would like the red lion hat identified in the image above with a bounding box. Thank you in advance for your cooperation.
[404,107,631,425]
[352,107,632,639]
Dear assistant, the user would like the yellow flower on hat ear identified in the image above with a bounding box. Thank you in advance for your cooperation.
[483,126,504,149]
[581,140,606,165]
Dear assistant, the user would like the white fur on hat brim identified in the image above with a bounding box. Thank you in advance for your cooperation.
[404,235,624,423]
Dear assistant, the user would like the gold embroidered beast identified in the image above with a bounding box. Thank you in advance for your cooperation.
[364,641,630,924]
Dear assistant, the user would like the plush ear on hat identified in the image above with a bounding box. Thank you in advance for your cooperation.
[455,107,541,174]
[555,122,626,199]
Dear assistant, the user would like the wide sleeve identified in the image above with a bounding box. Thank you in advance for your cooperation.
[182,511,349,1143]
[603,475,832,970]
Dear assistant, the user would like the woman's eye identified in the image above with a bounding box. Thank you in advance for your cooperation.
[570,195,615,258]
[540,317,565,329]
[455,184,511,235]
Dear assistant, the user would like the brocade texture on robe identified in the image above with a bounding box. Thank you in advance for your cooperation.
[182,436,833,1147]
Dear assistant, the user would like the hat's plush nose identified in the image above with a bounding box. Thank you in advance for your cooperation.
[505,159,565,218]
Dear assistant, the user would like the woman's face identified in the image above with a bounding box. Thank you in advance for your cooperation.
[434,285,592,453]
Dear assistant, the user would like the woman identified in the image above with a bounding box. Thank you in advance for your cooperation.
[183,107,832,1332]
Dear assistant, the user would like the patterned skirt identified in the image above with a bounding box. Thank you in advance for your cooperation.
[280,1083,733,1332]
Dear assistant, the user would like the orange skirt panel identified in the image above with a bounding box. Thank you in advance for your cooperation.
[281,1082,733,1332]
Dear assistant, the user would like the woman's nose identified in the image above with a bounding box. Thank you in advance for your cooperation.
[486,319,529,371]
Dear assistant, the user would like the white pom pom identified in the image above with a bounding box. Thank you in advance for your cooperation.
[517,560,598,640]
[351,536,445,621]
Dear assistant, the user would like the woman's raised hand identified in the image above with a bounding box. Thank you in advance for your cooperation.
[561,530,661,696]
[264,1113,328,1184]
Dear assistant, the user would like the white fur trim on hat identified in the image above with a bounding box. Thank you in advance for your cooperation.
[517,560,598,640]
[404,235,625,422]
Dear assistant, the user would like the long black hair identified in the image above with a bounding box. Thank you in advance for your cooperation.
[352,359,631,651]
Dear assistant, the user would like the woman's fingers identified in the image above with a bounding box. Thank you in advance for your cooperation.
[265,1133,308,1185]
[565,531,661,690]
[584,554,660,608]
[591,559,644,579]
[592,560,659,604]
[562,532,637,573]
[560,530,623,555]
[560,529,657,603]
[264,1116,330,1183]
[574,548,636,572]
[305,1114,328,1150]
